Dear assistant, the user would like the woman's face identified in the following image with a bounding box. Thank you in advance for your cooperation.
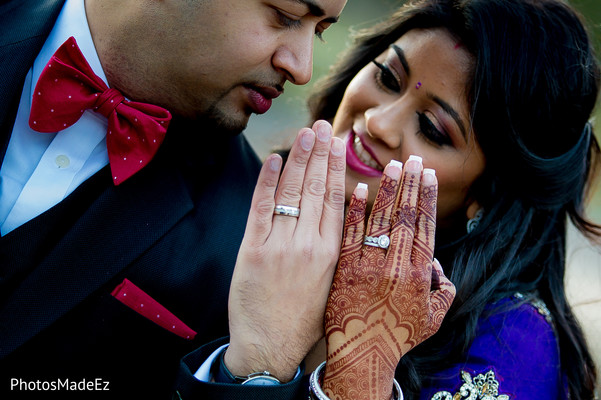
[332,28,485,228]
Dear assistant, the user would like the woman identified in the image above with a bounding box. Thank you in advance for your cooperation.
[306,0,600,398]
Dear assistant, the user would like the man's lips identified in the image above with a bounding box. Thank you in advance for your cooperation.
[345,131,384,177]
[245,85,283,114]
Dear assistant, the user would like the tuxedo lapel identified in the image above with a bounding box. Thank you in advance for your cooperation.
[0,162,194,358]
[0,0,65,159]
[0,0,199,358]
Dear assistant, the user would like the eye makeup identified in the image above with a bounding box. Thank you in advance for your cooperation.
[373,60,401,93]
[371,43,467,147]
[417,112,452,147]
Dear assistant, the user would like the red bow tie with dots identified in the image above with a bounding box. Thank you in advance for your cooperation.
[29,36,172,185]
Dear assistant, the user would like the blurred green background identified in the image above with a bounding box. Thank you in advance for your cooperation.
[244,0,601,223]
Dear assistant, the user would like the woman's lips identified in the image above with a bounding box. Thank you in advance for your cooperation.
[345,131,384,177]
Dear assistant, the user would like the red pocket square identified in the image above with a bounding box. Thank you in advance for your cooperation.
[111,279,196,340]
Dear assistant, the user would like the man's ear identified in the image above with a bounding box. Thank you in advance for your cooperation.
[466,200,482,220]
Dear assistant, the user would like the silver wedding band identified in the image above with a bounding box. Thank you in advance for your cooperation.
[364,234,390,249]
[273,205,300,218]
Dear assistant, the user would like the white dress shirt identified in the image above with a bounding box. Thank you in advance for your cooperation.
[0,0,109,235]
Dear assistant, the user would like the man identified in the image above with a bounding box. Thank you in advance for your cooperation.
[0,0,347,398]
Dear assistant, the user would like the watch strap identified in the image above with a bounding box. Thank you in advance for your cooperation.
[212,348,281,386]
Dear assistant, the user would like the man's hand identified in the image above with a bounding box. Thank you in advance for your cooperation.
[226,120,346,382]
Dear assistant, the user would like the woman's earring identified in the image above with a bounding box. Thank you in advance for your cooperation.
[466,209,484,234]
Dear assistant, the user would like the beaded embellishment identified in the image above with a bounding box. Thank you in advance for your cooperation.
[431,370,510,400]
[431,294,553,400]
[513,292,553,325]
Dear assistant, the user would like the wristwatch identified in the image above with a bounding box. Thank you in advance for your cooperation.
[213,348,281,386]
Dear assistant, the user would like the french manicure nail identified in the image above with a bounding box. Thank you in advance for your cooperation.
[385,159,402,180]
[301,129,315,151]
[423,168,436,185]
[390,159,403,168]
[355,182,368,199]
[406,155,423,173]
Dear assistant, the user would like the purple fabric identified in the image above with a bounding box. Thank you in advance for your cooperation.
[419,297,566,399]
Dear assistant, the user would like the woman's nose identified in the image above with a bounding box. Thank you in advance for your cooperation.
[364,104,405,149]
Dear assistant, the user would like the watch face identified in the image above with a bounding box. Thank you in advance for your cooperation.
[240,375,281,386]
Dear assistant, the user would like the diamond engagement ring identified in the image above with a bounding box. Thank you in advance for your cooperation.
[273,205,300,218]
[363,234,391,249]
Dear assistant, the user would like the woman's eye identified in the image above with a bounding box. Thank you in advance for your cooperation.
[417,112,452,147]
[373,61,401,93]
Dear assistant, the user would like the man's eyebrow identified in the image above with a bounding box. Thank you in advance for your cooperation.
[292,0,340,23]
[429,93,468,139]
[391,44,410,76]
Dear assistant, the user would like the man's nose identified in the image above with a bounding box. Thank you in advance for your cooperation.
[272,31,314,85]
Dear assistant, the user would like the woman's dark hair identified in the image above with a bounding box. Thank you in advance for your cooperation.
[309,0,600,398]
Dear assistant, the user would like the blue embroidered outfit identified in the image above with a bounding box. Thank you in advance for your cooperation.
[420,295,566,399]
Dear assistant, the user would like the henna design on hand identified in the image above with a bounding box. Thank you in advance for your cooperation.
[411,184,437,267]
[323,163,456,400]
[340,193,367,256]
[325,337,397,400]
[366,175,399,237]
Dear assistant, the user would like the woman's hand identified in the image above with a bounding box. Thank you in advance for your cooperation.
[323,156,456,399]
[226,121,346,382]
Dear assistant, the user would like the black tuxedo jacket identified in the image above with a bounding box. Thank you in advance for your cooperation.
[0,1,306,398]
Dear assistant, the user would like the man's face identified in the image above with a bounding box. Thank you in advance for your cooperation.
[122,0,346,134]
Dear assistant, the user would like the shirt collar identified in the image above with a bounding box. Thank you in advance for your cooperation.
[31,0,107,103]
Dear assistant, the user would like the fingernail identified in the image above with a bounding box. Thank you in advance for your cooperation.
[331,137,345,156]
[316,122,332,143]
[355,182,368,199]
[269,155,282,171]
[384,159,402,180]
[406,155,423,173]
[301,129,315,151]
[423,168,436,185]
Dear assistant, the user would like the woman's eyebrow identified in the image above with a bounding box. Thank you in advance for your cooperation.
[391,44,410,76]
[429,93,467,139]
[390,43,467,140]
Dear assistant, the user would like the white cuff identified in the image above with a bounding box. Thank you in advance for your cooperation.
[193,344,229,381]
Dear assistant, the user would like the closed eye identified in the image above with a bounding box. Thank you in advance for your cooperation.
[417,112,452,147]
[274,9,326,41]
[274,9,302,29]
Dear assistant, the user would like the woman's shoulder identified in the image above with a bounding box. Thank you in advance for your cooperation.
[475,293,557,353]
[472,293,559,365]
[422,294,565,400]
